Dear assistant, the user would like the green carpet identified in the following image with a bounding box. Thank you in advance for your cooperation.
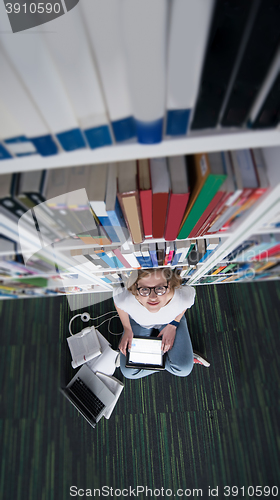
[0,281,279,499]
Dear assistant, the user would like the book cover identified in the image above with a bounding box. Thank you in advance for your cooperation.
[156,242,165,267]
[137,159,152,239]
[221,0,280,127]
[150,157,170,239]
[178,153,226,239]
[42,6,112,149]
[106,163,129,244]
[164,155,190,240]
[112,248,131,269]
[166,0,214,135]
[81,0,135,142]
[0,46,57,156]
[120,0,167,143]
[0,27,86,152]
[191,0,252,129]
[195,150,236,236]
[148,242,158,267]
[140,243,154,268]
[117,161,144,245]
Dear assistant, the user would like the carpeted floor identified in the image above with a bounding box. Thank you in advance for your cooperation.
[0,281,279,499]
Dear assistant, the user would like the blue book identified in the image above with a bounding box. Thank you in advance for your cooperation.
[140,244,154,268]
[94,251,116,269]
[97,214,122,244]
[106,251,124,270]
[171,242,184,266]
[134,245,151,268]
[149,243,158,267]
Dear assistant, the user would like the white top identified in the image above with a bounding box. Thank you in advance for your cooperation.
[113,285,196,328]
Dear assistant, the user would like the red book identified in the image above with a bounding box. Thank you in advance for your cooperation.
[197,192,232,236]
[137,159,152,239]
[150,157,170,239]
[164,156,189,241]
[164,193,190,240]
[252,244,280,261]
[188,190,224,238]
[112,248,131,268]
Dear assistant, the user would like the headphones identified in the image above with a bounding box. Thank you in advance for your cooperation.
[68,311,122,336]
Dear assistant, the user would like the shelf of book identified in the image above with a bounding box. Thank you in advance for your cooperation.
[188,181,280,285]
[1,146,280,298]
[0,128,280,175]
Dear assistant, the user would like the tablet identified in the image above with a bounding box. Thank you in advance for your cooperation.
[126,337,165,371]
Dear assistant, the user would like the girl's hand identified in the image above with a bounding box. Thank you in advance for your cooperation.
[118,329,133,355]
[157,324,177,353]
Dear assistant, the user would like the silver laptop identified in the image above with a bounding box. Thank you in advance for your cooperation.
[61,364,115,428]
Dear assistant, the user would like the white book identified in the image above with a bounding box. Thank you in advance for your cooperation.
[121,242,140,269]
[81,0,135,142]
[0,99,36,157]
[95,372,124,419]
[67,326,101,369]
[86,330,119,377]
[42,5,112,149]
[0,9,85,152]
[166,0,214,135]
[178,242,191,263]
[120,0,168,143]
[0,43,57,157]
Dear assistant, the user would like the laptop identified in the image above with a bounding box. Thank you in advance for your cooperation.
[61,364,116,428]
[126,336,165,371]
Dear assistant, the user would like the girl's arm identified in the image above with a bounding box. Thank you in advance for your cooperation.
[158,309,187,353]
[114,303,134,355]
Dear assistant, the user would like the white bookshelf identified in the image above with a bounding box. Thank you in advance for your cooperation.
[0,128,279,175]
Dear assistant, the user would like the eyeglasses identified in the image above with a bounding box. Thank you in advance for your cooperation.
[136,285,169,297]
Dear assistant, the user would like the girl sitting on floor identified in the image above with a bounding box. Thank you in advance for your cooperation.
[113,268,210,379]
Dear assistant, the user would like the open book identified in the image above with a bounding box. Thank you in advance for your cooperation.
[86,330,119,376]
[95,372,124,419]
[67,326,101,369]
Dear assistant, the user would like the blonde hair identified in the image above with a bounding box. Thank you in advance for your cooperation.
[127,268,182,296]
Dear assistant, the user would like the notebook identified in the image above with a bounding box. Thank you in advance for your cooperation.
[61,364,116,429]
[126,336,165,371]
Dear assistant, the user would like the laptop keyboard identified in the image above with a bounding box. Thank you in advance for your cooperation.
[69,377,105,418]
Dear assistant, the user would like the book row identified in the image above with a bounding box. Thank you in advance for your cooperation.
[0,238,221,280]
[0,236,222,298]
[223,233,280,263]
[196,260,280,285]
[0,148,273,257]
[0,0,280,160]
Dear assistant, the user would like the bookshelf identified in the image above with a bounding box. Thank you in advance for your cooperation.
[0,128,280,175]
[1,1,280,299]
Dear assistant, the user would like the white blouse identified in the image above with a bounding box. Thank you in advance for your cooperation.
[113,284,196,328]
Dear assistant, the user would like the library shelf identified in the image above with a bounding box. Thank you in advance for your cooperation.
[0,128,280,175]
